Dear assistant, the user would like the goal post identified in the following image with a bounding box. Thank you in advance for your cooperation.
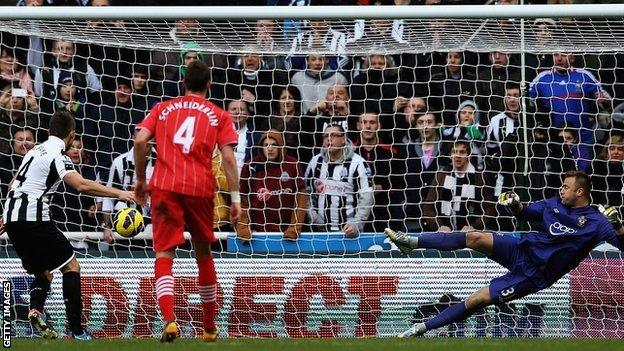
[0,4,623,339]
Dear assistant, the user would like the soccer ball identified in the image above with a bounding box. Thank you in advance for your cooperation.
[113,208,145,238]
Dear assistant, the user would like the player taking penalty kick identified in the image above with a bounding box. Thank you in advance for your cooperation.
[134,60,240,343]
[385,170,624,337]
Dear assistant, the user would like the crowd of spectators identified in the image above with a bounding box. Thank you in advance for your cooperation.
[1,0,624,248]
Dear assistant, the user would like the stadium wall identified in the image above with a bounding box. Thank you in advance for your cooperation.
[5,258,621,338]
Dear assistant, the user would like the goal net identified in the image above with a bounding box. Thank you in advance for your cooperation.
[0,4,623,339]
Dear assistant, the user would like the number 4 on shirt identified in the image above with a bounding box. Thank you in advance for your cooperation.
[173,116,195,154]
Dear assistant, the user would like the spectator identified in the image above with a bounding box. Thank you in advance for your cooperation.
[429,51,477,127]
[485,83,522,197]
[86,76,144,180]
[212,149,232,251]
[441,100,484,170]
[302,83,354,150]
[253,19,288,71]
[151,19,227,87]
[0,85,41,155]
[291,53,348,113]
[305,123,373,236]
[50,137,98,242]
[350,53,411,117]
[268,86,314,164]
[476,51,521,123]
[421,139,494,232]
[525,18,556,82]
[34,39,101,115]
[403,113,449,231]
[590,135,624,209]
[0,128,35,199]
[130,64,158,113]
[162,42,203,100]
[237,130,308,241]
[556,128,592,174]
[393,96,427,145]
[17,0,46,77]
[227,99,262,176]
[0,46,33,93]
[348,18,413,74]
[53,71,87,123]
[213,48,288,121]
[288,20,350,71]
[355,110,405,231]
[529,52,611,153]
[101,142,155,243]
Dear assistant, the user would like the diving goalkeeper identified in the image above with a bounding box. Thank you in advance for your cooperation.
[385,170,624,337]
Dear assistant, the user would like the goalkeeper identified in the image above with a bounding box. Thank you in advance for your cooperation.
[385,170,624,337]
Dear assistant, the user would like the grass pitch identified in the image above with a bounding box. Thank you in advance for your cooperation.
[7,338,624,351]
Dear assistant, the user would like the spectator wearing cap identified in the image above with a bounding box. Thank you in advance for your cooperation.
[441,100,484,170]
[237,130,308,241]
[150,20,227,94]
[54,70,87,119]
[162,42,204,100]
[305,123,374,237]
[85,75,144,181]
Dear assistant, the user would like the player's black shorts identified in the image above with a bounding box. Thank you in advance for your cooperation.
[6,221,75,275]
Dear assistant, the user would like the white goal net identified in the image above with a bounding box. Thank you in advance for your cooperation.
[0,4,623,339]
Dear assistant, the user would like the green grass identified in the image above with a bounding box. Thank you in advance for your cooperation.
[6,338,624,351]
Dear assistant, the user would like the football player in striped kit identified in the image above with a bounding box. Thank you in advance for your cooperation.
[0,111,135,340]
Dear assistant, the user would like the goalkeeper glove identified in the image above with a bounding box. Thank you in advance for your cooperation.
[598,204,623,230]
[498,191,520,207]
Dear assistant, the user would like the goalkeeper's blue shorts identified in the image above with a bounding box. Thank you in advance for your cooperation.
[487,233,542,303]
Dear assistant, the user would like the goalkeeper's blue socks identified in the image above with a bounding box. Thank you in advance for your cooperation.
[424,301,471,332]
[418,233,467,251]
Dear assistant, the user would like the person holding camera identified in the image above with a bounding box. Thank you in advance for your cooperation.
[0,84,40,155]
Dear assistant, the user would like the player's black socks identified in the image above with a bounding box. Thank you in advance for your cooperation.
[62,271,84,335]
[30,275,51,312]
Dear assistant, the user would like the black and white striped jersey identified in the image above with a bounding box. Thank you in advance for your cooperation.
[304,146,374,232]
[2,136,76,223]
[102,147,155,215]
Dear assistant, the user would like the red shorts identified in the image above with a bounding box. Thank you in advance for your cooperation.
[150,189,215,252]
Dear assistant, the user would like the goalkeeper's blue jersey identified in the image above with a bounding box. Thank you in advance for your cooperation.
[517,197,620,286]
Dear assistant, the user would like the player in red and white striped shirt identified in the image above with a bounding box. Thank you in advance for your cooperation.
[133,60,240,343]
